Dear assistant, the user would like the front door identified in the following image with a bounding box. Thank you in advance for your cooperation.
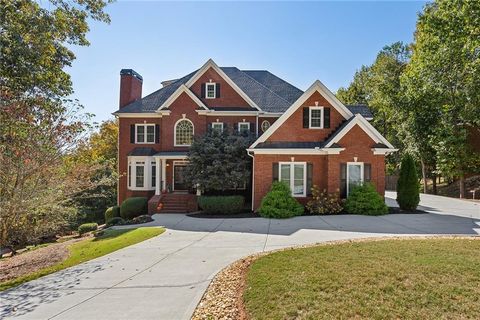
[173,164,188,191]
[347,163,364,196]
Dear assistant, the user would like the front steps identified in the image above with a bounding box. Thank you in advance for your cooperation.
[148,193,197,214]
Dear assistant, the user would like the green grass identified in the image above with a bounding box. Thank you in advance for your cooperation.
[0,227,164,291]
[244,238,480,319]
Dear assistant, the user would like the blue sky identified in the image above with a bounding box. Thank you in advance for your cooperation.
[69,1,427,123]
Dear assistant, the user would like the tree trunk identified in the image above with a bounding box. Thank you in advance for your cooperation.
[432,173,437,195]
[459,175,466,198]
[421,159,427,194]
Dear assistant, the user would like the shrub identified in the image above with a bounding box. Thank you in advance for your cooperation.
[396,154,420,210]
[104,206,120,223]
[120,197,148,220]
[106,217,125,227]
[128,215,154,225]
[258,181,304,219]
[345,183,388,216]
[78,223,98,235]
[306,186,343,214]
[198,196,245,214]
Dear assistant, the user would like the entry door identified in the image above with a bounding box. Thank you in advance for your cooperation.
[173,165,187,191]
[347,163,363,196]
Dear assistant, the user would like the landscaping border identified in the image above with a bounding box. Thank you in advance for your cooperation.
[191,235,480,320]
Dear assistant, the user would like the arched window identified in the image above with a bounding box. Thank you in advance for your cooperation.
[175,119,194,146]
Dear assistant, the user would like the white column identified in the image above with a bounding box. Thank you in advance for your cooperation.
[155,157,160,195]
[161,159,166,191]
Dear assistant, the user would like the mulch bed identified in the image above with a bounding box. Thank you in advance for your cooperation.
[0,237,85,283]
[191,235,479,320]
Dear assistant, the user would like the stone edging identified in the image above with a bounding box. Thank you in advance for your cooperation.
[191,235,479,320]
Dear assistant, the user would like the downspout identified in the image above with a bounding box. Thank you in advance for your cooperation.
[247,150,255,212]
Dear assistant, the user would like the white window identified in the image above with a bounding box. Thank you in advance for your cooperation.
[175,119,194,146]
[211,122,223,133]
[206,83,216,99]
[238,122,250,134]
[261,120,270,132]
[309,106,324,129]
[127,157,156,191]
[136,124,155,143]
[347,162,364,196]
[279,162,306,197]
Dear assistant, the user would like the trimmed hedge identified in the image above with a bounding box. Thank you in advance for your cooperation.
[105,206,120,223]
[106,217,125,227]
[78,223,98,235]
[198,195,245,214]
[120,197,148,220]
[258,181,304,219]
[396,154,420,211]
[344,183,388,216]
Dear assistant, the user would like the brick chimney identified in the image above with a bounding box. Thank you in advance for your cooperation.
[119,69,143,108]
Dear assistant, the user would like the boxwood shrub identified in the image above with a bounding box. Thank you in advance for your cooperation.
[198,195,244,214]
[120,197,148,220]
[78,223,98,235]
[106,217,125,227]
[258,181,304,219]
[105,205,120,223]
[344,183,388,216]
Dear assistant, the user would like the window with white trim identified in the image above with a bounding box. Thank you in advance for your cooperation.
[279,162,306,197]
[261,120,270,132]
[175,119,194,146]
[238,122,250,134]
[206,83,216,99]
[135,124,155,143]
[127,157,156,191]
[211,122,223,133]
[309,106,324,129]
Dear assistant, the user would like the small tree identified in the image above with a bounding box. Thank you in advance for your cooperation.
[184,129,254,193]
[396,154,420,210]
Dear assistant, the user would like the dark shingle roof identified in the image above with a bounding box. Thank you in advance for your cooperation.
[154,151,188,157]
[256,141,326,149]
[128,147,157,156]
[346,104,373,119]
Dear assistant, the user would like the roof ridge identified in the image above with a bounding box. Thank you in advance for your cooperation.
[232,68,293,106]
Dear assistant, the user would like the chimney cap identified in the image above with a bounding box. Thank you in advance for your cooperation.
[120,69,143,81]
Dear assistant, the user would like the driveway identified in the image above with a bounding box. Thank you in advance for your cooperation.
[1,194,479,320]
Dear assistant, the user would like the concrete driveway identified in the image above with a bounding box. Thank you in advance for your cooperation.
[1,193,479,320]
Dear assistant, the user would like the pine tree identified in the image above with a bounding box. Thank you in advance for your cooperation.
[396,154,420,210]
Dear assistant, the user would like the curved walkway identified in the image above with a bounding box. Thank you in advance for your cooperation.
[1,194,479,320]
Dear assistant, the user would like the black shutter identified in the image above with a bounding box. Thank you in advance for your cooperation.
[250,122,255,134]
[324,107,330,128]
[307,163,313,196]
[130,124,135,143]
[223,123,228,133]
[340,163,347,198]
[201,83,206,98]
[234,123,238,132]
[216,83,220,98]
[272,163,279,182]
[207,123,212,132]
[155,124,160,143]
[364,164,371,183]
[303,107,309,128]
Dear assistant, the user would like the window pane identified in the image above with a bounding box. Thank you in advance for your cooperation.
[136,164,144,187]
[310,109,322,128]
[176,120,193,145]
[151,163,156,188]
[137,126,145,142]
[212,123,223,133]
[146,125,155,143]
[293,164,305,195]
[280,164,291,188]
[239,123,249,133]
[207,84,215,98]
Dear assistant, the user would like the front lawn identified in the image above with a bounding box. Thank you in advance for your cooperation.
[0,227,164,291]
[244,238,480,319]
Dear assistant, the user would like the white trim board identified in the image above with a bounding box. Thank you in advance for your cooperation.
[250,80,354,148]
[157,84,208,111]
[184,59,262,111]
[246,148,345,155]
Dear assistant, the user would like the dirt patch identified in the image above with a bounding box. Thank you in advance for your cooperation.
[191,235,479,320]
[0,237,84,283]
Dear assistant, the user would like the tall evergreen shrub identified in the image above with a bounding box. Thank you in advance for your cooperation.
[396,154,420,210]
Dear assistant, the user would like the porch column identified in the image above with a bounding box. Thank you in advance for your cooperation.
[155,157,161,195]
[161,159,166,190]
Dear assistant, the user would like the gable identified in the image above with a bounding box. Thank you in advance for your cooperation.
[266,91,346,142]
[189,67,253,109]
[338,124,376,148]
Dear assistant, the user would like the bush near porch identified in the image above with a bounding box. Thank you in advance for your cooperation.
[120,197,148,219]
[258,182,304,219]
[198,196,245,214]
[344,183,388,215]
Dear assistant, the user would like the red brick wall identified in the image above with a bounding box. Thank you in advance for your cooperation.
[119,74,142,108]
[190,67,253,108]
[267,91,346,142]
[252,125,386,211]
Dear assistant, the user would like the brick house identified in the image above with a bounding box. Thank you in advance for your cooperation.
[114,59,396,212]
